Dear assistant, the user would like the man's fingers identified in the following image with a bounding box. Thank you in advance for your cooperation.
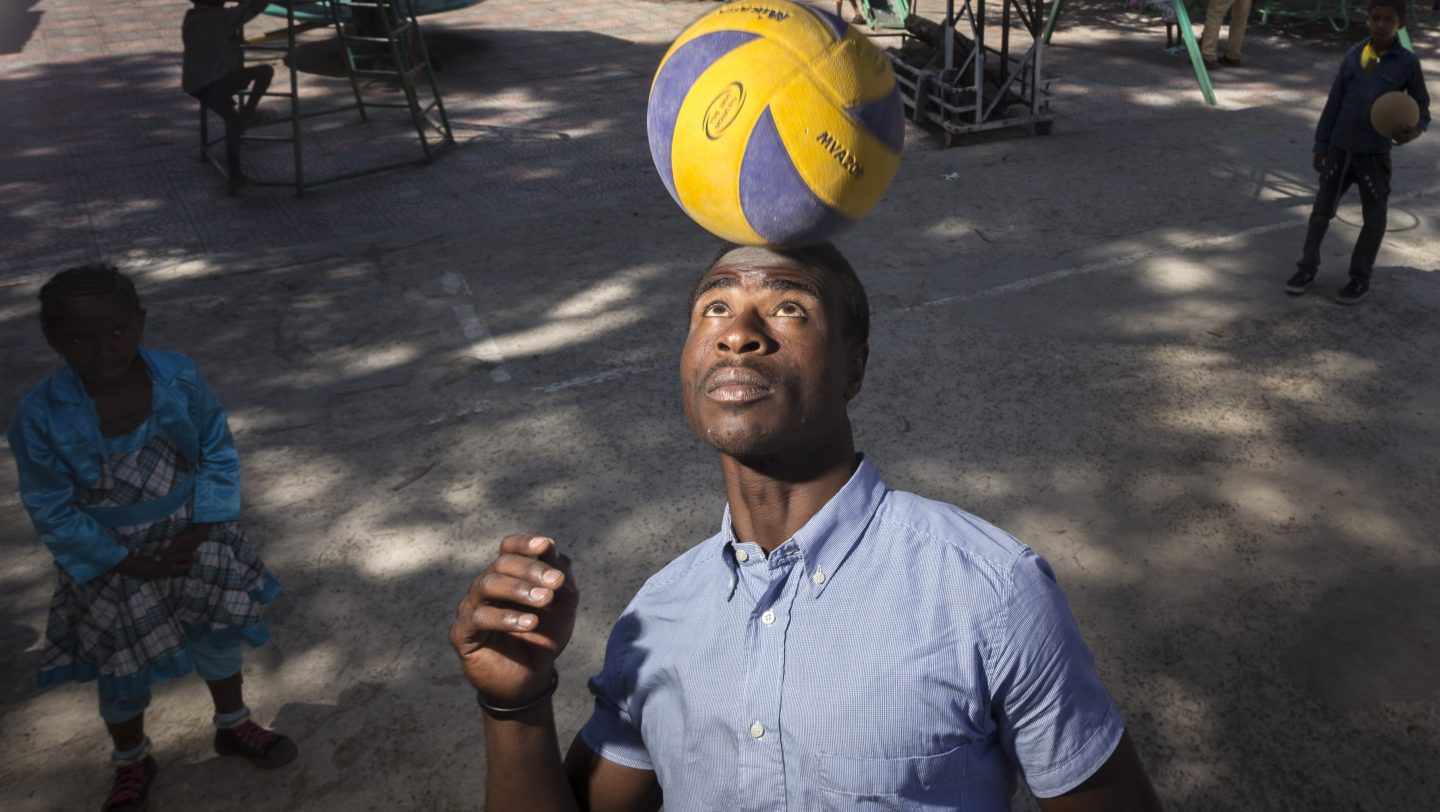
[498,533,555,557]
[476,570,558,608]
[467,603,541,634]
[491,552,566,589]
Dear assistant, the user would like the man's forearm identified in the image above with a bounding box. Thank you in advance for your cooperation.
[483,702,581,812]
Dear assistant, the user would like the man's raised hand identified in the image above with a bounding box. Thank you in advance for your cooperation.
[449,534,579,708]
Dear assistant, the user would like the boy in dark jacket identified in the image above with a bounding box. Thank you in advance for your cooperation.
[1285,0,1429,304]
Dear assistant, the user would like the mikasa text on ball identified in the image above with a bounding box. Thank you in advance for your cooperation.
[647,0,904,247]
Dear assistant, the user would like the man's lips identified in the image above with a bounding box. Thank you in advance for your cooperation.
[704,366,773,403]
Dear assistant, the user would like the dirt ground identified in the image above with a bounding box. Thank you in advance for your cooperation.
[2,0,1438,809]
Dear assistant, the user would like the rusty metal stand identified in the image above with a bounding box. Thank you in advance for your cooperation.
[889,0,1054,145]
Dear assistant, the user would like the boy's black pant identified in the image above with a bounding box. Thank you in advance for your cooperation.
[194,65,273,184]
[1298,145,1391,281]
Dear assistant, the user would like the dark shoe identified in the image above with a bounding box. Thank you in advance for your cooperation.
[1203,59,1219,69]
[1337,278,1370,304]
[214,720,298,768]
[101,755,156,812]
[1218,55,1242,67]
[1285,267,1318,294]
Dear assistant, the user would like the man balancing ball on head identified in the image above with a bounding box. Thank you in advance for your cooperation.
[449,243,1164,811]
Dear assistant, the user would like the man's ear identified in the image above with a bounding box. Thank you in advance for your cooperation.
[844,343,868,401]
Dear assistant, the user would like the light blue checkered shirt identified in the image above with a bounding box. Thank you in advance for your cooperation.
[581,456,1125,810]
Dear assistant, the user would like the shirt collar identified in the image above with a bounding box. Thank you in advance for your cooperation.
[716,454,888,599]
[50,346,163,404]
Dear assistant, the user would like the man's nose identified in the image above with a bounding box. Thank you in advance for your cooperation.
[717,308,768,355]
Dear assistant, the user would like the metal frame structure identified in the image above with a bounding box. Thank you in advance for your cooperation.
[889,0,1055,145]
[200,0,453,195]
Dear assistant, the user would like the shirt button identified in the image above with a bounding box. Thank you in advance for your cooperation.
[749,721,765,739]
[812,570,826,585]
[761,610,776,626]
[735,549,749,562]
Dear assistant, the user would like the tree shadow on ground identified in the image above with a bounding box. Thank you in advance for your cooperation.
[0,23,668,272]
[2,1,1439,809]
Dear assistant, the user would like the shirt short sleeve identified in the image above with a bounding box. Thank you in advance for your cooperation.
[987,551,1126,798]
[579,611,654,771]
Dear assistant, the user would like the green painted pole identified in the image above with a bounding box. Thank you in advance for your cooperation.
[1175,0,1216,106]
[1042,0,1063,44]
[1399,26,1411,51]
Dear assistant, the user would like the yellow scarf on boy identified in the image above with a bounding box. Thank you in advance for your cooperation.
[1360,42,1381,73]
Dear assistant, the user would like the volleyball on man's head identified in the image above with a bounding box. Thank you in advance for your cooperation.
[647,0,904,248]
[1370,91,1420,139]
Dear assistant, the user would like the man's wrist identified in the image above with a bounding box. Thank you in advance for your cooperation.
[477,670,559,721]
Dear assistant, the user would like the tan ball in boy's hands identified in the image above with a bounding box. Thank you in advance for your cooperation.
[1371,90,1420,141]
[449,534,579,708]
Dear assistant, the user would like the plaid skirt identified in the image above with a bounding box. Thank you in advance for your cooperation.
[39,428,280,701]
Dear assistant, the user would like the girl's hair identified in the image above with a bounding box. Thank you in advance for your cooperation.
[39,264,142,328]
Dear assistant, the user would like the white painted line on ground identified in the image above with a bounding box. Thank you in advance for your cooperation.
[426,402,494,427]
[534,365,656,394]
[452,303,512,383]
[910,184,1439,311]
[440,271,472,297]
[909,221,1296,309]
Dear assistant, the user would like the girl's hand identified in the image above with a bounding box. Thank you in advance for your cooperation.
[449,534,579,707]
[167,523,211,558]
[115,550,193,580]
[1392,125,1421,146]
[114,524,211,580]
[1313,153,1325,173]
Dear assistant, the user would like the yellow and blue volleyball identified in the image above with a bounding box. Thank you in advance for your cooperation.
[647,0,904,247]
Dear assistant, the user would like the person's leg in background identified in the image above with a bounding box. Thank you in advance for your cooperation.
[1340,152,1391,302]
[1200,0,1238,66]
[1222,0,1252,64]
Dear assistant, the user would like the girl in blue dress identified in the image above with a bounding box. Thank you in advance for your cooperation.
[7,265,296,812]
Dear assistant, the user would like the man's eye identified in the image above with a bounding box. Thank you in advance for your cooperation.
[703,302,730,317]
[69,336,89,345]
[775,302,805,317]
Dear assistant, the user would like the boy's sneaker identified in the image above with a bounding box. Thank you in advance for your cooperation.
[1284,267,1318,294]
[1337,278,1370,304]
[101,755,157,812]
[214,720,298,768]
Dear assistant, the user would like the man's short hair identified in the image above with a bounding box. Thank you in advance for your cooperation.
[1369,0,1405,21]
[698,242,871,349]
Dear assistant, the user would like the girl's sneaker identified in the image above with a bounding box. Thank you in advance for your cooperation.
[102,755,157,812]
[214,720,298,768]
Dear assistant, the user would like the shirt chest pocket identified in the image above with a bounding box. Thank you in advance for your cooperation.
[816,744,969,811]
[1376,62,1410,91]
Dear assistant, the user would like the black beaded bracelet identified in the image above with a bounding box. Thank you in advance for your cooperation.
[477,670,559,720]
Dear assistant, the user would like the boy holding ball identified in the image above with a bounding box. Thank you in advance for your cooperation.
[1285,0,1429,304]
